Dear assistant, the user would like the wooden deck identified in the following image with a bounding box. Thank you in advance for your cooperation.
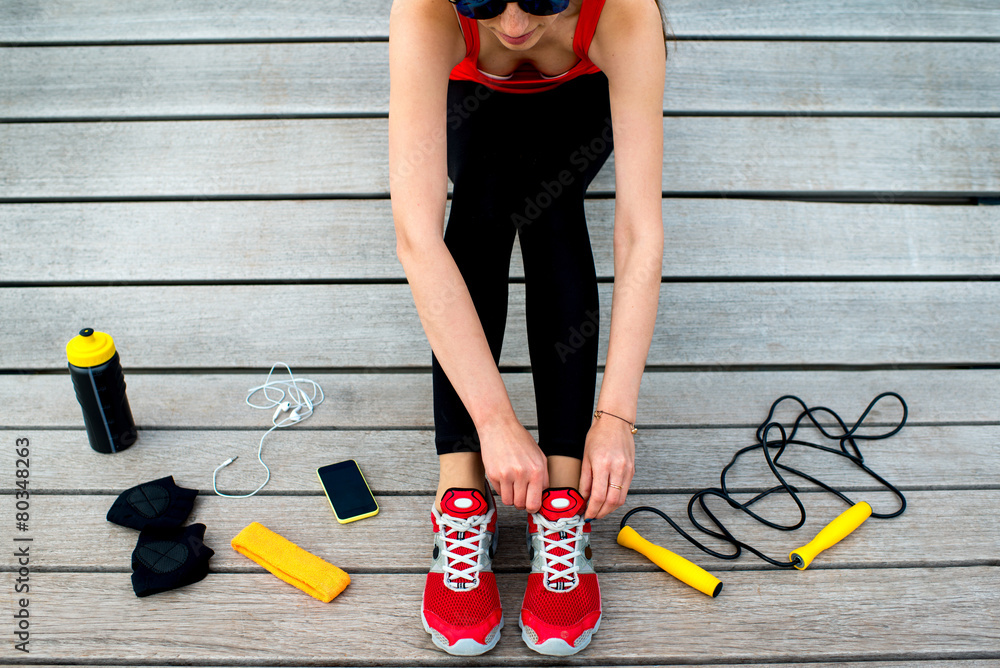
[2,1,999,665]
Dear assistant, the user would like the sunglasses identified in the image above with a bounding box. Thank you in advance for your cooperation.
[449,0,571,21]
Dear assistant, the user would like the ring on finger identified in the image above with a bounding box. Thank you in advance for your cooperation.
[608,482,623,490]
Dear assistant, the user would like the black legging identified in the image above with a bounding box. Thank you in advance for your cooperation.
[433,71,614,460]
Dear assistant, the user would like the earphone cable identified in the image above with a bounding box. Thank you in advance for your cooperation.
[213,363,325,498]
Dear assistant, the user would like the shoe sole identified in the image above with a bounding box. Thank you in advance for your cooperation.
[422,613,504,656]
[519,615,601,656]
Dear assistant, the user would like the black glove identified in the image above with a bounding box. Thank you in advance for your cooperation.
[131,523,214,597]
[107,475,198,530]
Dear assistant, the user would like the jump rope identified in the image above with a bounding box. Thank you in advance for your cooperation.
[616,392,908,596]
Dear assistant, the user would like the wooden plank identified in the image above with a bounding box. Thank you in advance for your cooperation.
[7,659,997,668]
[4,42,997,118]
[4,422,996,493]
[4,369,995,429]
[0,0,395,43]
[2,282,998,369]
[666,1,1000,38]
[4,664,995,668]
[1,665,994,668]
[8,490,996,571]
[661,41,1000,113]
[1,0,997,41]
[3,200,998,283]
[3,665,996,668]
[0,43,389,119]
[2,118,998,198]
[2,664,995,668]
[4,569,996,662]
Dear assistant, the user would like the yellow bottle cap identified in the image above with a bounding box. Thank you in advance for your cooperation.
[66,328,117,368]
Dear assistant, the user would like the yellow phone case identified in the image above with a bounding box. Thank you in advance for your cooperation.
[317,460,380,524]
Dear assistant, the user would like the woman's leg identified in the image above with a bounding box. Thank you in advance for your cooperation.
[548,455,583,488]
[432,74,614,502]
[431,184,514,507]
[436,452,486,509]
[512,73,615,472]
[432,80,520,508]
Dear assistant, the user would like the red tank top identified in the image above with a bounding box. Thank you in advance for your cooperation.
[449,0,607,94]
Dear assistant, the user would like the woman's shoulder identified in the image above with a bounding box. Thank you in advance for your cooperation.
[389,0,466,68]
[587,0,665,71]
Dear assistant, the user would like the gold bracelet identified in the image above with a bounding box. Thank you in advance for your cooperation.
[593,409,637,434]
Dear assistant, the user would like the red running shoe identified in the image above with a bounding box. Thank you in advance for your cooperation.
[421,487,503,655]
[520,487,601,655]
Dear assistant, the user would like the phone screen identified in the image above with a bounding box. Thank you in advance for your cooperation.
[317,460,379,522]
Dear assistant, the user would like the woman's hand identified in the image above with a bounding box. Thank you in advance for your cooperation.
[477,414,549,513]
[579,414,636,520]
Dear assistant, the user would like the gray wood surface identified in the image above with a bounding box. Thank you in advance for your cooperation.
[1,665,996,668]
[3,282,997,369]
[4,422,995,492]
[665,0,1000,37]
[4,42,997,118]
[8,490,996,571]
[6,665,996,668]
[4,0,997,665]
[3,200,998,282]
[4,369,992,429]
[4,569,996,662]
[3,118,999,198]
[1,0,997,41]
[4,665,994,668]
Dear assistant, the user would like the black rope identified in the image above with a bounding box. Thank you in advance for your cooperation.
[620,392,908,568]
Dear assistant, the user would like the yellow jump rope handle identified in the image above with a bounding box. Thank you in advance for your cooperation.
[617,525,723,597]
[790,501,872,570]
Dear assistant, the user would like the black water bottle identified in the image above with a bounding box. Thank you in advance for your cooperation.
[66,328,138,454]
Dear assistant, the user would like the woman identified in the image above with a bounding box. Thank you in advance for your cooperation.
[389,0,666,656]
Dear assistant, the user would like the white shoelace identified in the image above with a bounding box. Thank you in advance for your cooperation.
[536,515,585,592]
[440,511,494,590]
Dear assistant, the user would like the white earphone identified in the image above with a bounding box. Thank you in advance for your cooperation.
[213,362,325,498]
[272,401,291,422]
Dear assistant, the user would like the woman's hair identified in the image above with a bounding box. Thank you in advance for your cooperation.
[649,0,674,59]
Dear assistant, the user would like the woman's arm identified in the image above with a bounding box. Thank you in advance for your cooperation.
[580,0,666,520]
[388,0,549,511]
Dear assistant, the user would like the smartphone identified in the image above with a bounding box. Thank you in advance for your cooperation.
[317,459,379,524]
